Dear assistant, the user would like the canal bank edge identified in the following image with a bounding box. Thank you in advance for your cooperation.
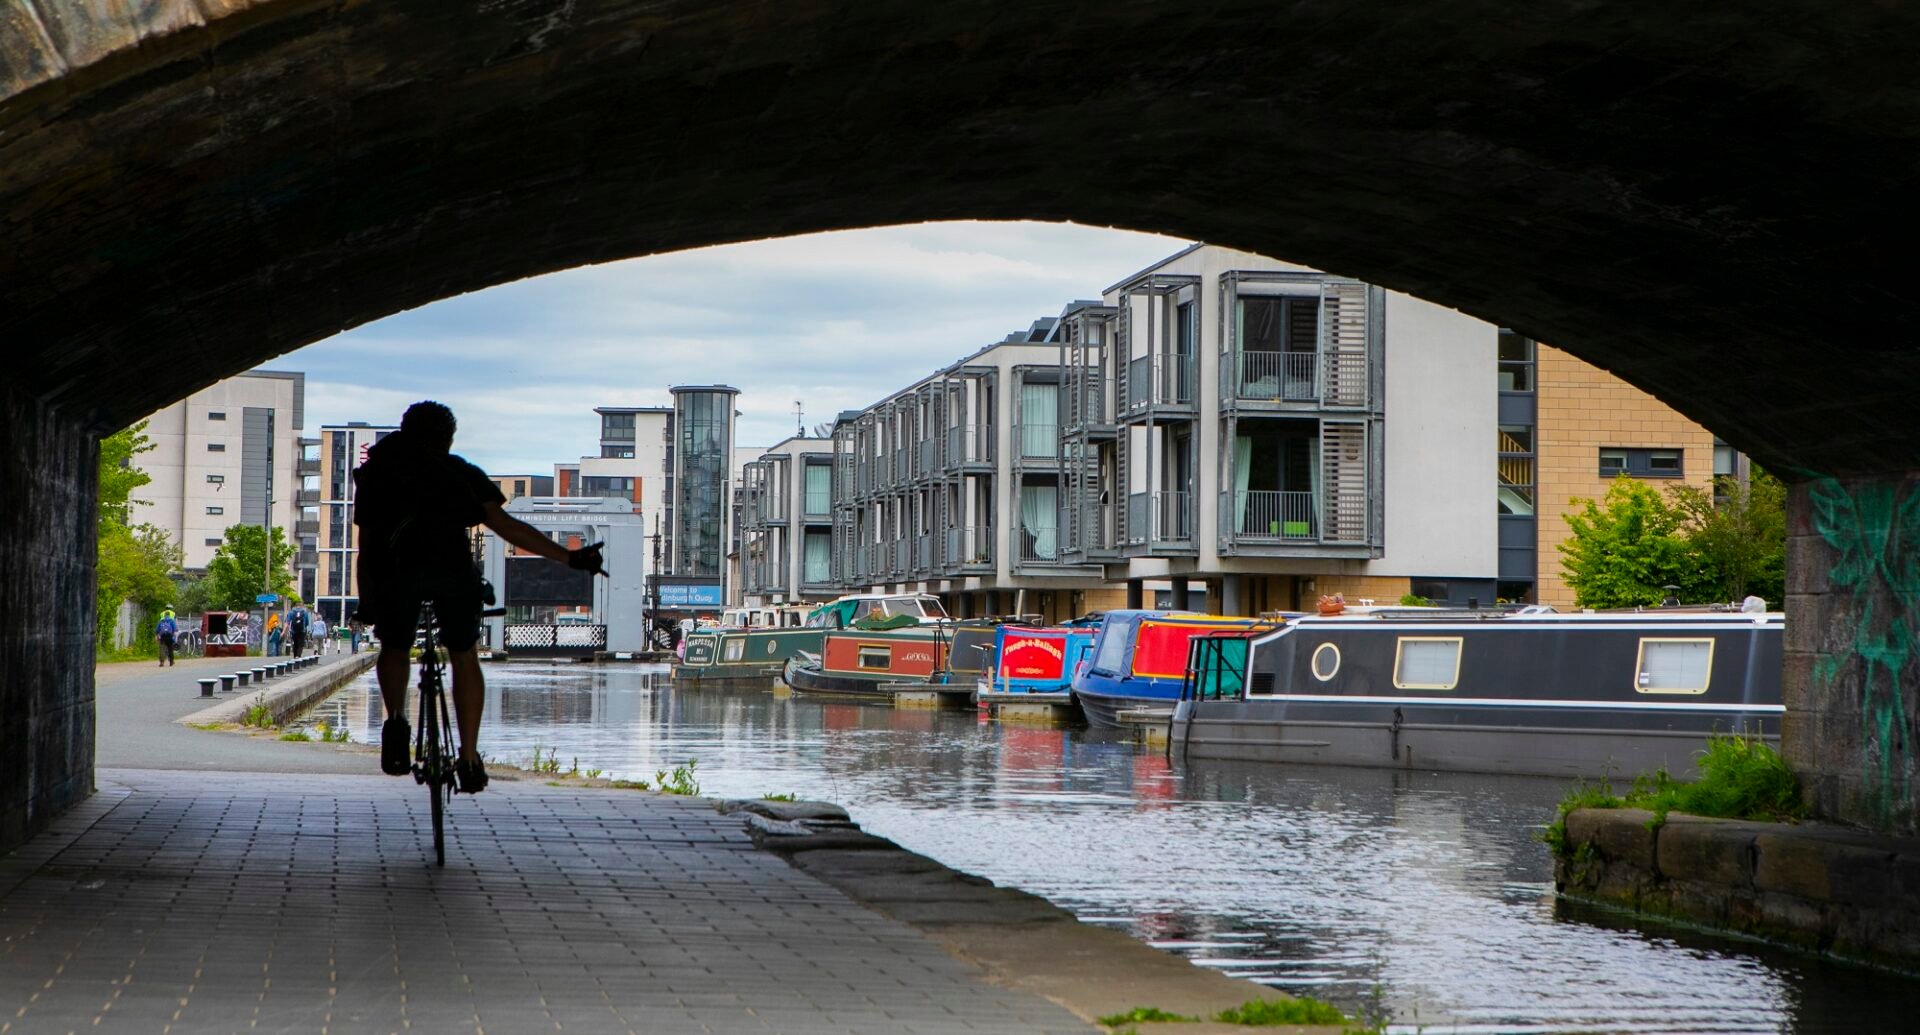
[1555,807,1920,973]
[176,654,377,729]
[722,799,1350,1034]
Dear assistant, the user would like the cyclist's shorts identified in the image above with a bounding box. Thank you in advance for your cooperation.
[366,566,483,653]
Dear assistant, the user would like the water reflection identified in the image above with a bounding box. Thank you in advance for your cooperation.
[300,662,1914,1033]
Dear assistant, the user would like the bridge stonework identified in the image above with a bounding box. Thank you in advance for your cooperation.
[8,1,1920,848]
[0,385,97,848]
[1786,477,1920,837]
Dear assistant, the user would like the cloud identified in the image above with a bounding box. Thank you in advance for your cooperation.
[285,221,1187,472]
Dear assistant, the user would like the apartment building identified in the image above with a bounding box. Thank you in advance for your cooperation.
[130,370,313,591]
[736,435,836,605]
[490,474,555,501]
[313,421,395,624]
[668,386,739,585]
[557,404,670,540]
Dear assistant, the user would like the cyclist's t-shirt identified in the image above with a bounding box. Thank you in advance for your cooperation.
[353,431,506,589]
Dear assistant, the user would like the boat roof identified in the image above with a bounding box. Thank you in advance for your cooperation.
[1286,606,1783,624]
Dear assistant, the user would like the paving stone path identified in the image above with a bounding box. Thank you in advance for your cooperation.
[0,664,1094,1034]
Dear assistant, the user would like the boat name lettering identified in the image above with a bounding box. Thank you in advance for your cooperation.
[1006,637,1064,660]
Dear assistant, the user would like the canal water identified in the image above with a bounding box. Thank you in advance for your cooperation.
[301,661,1914,1033]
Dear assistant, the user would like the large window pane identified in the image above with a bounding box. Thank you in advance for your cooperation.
[1394,638,1461,689]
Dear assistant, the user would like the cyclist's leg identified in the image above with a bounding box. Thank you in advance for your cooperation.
[448,646,484,762]
[434,568,488,766]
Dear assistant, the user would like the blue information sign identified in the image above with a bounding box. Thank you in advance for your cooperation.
[255,593,279,604]
[656,582,723,608]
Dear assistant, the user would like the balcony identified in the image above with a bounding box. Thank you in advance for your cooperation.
[1126,491,1192,547]
[945,425,993,469]
[1016,423,1061,462]
[1230,491,1318,541]
[894,448,911,483]
[1124,353,1196,416]
[1016,526,1063,566]
[1065,503,1118,559]
[294,488,320,507]
[295,519,320,538]
[296,458,321,477]
[294,548,318,567]
[916,438,940,479]
[914,533,931,574]
[942,525,994,573]
[1231,351,1319,404]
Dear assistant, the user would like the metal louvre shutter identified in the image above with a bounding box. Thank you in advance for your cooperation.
[1319,281,1370,408]
[1320,420,1369,543]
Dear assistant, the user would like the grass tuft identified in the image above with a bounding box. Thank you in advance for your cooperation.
[657,760,700,796]
[241,695,273,729]
[762,792,798,802]
[1543,732,1805,855]
[609,779,652,791]
[1215,996,1352,1026]
[1095,1006,1198,1026]
[278,729,312,742]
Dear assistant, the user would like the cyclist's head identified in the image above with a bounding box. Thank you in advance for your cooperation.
[401,401,457,452]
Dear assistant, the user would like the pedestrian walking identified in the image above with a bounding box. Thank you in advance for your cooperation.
[266,611,283,657]
[154,608,178,667]
[349,618,363,655]
[290,606,310,656]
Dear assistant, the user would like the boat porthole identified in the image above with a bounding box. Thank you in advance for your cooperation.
[1311,642,1341,681]
[767,640,778,655]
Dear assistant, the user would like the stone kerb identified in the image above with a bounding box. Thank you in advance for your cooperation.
[1557,808,1920,971]
[178,654,375,728]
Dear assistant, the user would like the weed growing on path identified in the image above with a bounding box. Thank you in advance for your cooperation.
[609,779,652,791]
[241,695,273,728]
[656,760,700,796]
[1215,996,1354,1026]
[1095,1006,1197,1026]
[761,792,798,802]
[279,729,312,742]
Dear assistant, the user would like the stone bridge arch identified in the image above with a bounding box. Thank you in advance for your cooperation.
[3,0,1917,845]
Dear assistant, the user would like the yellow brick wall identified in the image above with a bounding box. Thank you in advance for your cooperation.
[1534,345,1716,609]
[1311,575,1413,607]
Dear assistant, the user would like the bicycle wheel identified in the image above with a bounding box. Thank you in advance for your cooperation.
[426,691,445,867]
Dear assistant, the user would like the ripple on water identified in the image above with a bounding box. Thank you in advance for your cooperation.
[293,662,1916,1032]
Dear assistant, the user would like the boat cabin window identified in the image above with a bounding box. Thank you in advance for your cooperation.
[724,638,745,662]
[1393,637,1462,690]
[857,644,891,670]
[850,600,876,623]
[1310,643,1341,682]
[1091,617,1135,675]
[1636,638,1713,694]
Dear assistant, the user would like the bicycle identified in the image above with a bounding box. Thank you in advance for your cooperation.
[412,598,507,867]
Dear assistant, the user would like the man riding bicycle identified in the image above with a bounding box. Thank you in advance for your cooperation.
[355,401,604,793]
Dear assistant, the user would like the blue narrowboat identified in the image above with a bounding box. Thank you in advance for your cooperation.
[975,623,1098,705]
[1073,611,1279,728]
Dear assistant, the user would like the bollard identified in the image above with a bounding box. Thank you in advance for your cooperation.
[253,667,268,683]
[198,678,218,698]
[235,671,250,687]
[220,674,236,693]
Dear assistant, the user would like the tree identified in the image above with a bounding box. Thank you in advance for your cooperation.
[94,423,178,650]
[1558,476,1698,609]
[1667,468,1787,605]
[204,523,298,612]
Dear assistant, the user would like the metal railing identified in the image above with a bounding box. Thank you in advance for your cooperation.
[914,533,931,572]
[1234,351,1319,402]
[1017,422,1061,460]
[1017,526,1062,564]
[943,525,994,569]
[1126,353,1196,410]
[504,624,608,656]
[1068,374,1107,426]
[1233,491,1318,540]
[918,438,940,477]
[1126,491,1192,544]
[946,425,993,466]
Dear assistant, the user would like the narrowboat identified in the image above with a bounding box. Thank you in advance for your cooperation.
[976,623,1098,706]
[675,593,946,688]
[1072,611,1281,728]
[782,621,1000,698]
[1170,607,1783,779]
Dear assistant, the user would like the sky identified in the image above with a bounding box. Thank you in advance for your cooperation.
[278,221,1189,475]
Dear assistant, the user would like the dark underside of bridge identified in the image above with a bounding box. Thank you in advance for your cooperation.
[2,0,1917,847]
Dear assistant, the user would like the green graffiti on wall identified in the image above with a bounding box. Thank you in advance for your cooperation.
[1808,478,1920,825]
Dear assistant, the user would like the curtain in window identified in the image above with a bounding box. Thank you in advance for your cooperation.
[1020,483,1058,559]
[1020,383,1058,458]
[1235,436,1252,533]
[804,464,831,514]
[803,533,831,584]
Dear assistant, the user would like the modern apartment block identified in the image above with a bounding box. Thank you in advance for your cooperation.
[130,370,312,590]
[736,435,836,604]
[668,386,739,583]
[558,405,670,545]
[489,474,555,501]
[312,421,396,624]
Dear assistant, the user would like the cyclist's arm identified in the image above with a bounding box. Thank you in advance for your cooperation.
[479,502,570,564]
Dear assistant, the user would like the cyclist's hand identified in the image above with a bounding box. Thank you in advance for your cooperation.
[568,543,608,577]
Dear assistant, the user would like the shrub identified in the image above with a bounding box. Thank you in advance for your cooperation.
[1215,996,1351,1026]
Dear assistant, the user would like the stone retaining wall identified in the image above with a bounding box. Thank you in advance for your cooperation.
[178,654,376,728]
[1556,807,1920,971]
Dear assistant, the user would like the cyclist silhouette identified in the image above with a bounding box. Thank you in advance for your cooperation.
[355,401,604,793]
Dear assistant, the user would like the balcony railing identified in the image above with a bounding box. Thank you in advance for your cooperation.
[914,533,931,573]
[946,425,993,467]
[943,525,994,570]
[1234,351,1319,402]
[917,438,940,478]
[1067,375,1107,427]
[1016,525,1062,565]
[1232,491,1319,541]
[1126,491,1192,544]
[296,458,321,477]
[1069,503,1117,555]
[894,448,911,481]
[1017,422,1061,460]
[294,519,320,538]
[1126,353,1196,410]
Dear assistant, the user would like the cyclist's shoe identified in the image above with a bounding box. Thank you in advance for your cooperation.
[455,756,489,795]
[381,718,411,776]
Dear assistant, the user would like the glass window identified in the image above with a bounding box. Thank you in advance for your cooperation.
[208,411,226,420]
[1393,637,1462,690]
[1092,617,1135,674]
[207,474,225,484]
[1599,450,1628,477]
[804,463,832,515]
[206,506,223,515]
[207,443,226,452]
[1600,447,1684,478]
[724,638,745,661]
[857,645,890,670]
[205,538,221,547]
[1636,639,1713,694]
[1498,329,1535,392]
[1310,643,1341,682]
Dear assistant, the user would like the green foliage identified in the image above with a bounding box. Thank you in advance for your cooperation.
[1096,1006,1198,1026]
[1666,468,1786,606]
[526,743,563,774]
[279,729,312,742]
[241,696,273,729]
[204,523,298,612]
[761,792,799,802]
[94,423,180,654]
[1397,593,1431,607]
[313,722,350,743]
[1559,477,1696,608]
[97,423,155,528]
[1543,733,1804,856]
[585,768,604,780]
[610,779,652,791]
[657,760,700,796]
[1214,996,1352,1026]
[174,574,213,617]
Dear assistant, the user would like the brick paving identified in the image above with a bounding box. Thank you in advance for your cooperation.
[0,769,1093,1034]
